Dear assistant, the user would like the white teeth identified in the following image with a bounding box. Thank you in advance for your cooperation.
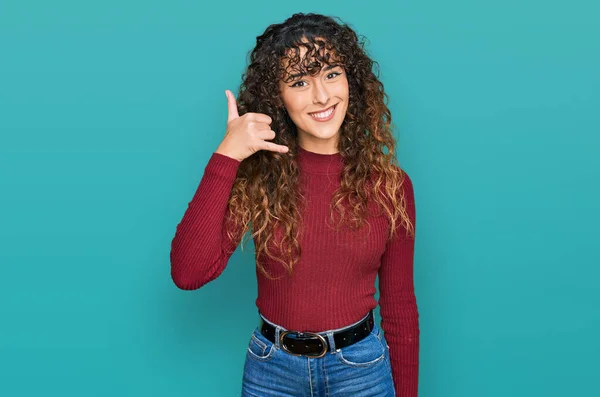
[310,105,335,119]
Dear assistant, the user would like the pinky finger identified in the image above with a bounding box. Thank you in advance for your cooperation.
[265,142,289,153]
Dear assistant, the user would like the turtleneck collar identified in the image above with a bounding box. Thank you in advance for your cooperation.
[297,145,343,175]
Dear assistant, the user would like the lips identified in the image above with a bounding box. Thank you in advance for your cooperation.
[308,103,337,122]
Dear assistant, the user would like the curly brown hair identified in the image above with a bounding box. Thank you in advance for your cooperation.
[225,12,414,279]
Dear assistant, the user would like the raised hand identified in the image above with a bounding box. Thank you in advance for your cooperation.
[216,90,289,162]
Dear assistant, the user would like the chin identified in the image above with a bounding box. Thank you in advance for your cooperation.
[308,131,342,141]
[304,122,342,135]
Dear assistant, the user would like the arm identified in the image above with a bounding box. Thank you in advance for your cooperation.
[378,171,420,396]
[170,152,244,290]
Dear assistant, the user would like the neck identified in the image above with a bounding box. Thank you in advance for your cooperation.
[296,131,341,155]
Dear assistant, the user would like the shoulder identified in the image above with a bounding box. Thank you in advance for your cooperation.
[387,164,414,199]
[399,167,414,197]
[370,164,414,210]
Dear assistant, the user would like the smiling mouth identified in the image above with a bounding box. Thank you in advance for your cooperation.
[308,103,337,121]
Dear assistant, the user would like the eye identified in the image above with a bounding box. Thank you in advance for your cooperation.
[290,80,306,88]
[289,71,342,88]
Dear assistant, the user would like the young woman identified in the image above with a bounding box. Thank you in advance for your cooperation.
[170,12,419,397]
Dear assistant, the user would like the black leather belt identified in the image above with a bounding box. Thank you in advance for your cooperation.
[259,310,374,358]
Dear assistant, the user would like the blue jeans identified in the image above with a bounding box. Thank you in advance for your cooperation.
[241,311,396,396]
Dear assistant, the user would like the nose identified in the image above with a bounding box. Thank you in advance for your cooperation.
[312,79,330,106]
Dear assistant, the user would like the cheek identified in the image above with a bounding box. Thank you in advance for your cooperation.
[285,97,309,119]
[335,80,350,99]
[292,94,309,110]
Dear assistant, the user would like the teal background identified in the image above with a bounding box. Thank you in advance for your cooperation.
[1,1,598,396]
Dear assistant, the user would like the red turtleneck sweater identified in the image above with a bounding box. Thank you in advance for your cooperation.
[170,146,419,396]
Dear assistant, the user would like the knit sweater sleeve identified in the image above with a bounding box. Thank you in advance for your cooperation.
[170,152,244,290]
[378,170,420,396]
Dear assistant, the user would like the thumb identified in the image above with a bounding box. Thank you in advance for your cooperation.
[225,89,239,123]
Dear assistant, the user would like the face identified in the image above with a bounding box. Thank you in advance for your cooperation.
[278,39,349,154]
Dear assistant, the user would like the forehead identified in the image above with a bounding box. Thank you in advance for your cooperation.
[279,38,343,81]
[281,39,339,66]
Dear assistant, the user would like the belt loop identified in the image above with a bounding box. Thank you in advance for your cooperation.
[325,331,336,353]
[259,310,281,349]
[274,325,281,348]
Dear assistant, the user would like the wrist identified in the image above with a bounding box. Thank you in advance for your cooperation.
[215,147,242,162]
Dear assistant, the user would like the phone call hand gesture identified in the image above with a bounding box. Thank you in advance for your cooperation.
[216,90,289,162]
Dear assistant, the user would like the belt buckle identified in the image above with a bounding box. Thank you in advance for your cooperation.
[279,331,328,358]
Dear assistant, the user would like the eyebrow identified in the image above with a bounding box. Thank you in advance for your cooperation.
[289,64,341,80]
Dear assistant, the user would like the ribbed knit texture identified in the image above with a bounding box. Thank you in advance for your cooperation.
[170,146,420,396]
